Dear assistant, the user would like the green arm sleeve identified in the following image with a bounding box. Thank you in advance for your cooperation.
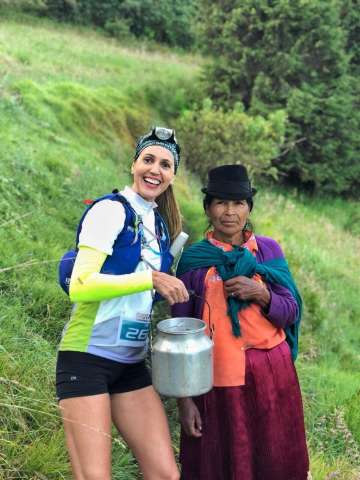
[69,246,153,303]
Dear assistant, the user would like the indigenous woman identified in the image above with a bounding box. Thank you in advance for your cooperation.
[56,127,188,480]
[172,164,309,480]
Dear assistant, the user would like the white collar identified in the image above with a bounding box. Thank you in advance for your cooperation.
[121,186,157,216]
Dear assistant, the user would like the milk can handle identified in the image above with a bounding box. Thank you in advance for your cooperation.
[188,289,214,340]
[149,290,215,354]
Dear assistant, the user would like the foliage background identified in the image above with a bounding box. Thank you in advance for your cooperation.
[0,3,359,479]
[197,0,360,196]
[3,0,197,48]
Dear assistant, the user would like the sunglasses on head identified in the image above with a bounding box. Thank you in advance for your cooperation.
[143,127,180,152]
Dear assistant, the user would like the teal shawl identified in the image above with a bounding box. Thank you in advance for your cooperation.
[177,239,302,361]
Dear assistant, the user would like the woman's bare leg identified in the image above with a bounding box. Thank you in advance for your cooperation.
[111,386,179,480]
[59,394,112,480]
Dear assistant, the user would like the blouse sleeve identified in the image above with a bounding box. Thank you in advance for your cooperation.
[265,283,299,329]
[171,271,196,318]
[257,236,299,329]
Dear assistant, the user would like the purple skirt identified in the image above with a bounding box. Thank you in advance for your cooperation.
[180,341,309,480]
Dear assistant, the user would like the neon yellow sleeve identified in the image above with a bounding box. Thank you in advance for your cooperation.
[69,246,153,303]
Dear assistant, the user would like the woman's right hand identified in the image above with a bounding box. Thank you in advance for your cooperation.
[152,271,189,305]
[177,397,202,437]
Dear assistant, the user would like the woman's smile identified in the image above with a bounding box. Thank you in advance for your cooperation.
[143,176,161,186]
[142,175,162,193]
[131,145,175,201]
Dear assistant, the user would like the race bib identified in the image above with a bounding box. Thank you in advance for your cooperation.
[117,312,151,347]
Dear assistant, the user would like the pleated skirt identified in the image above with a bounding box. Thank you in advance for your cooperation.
[180,341,309,480]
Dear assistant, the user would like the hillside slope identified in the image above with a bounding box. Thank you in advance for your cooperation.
[0,13,359,480]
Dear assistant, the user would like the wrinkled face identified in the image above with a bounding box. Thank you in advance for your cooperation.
[206,198,250,243]
[131,145,175,201]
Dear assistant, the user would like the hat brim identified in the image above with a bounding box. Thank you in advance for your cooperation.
[201,187,257,199]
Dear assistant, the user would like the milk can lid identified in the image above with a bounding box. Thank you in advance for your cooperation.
[157,317,206,335]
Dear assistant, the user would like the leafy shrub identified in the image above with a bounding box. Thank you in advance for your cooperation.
[0,0,45,11]
[178,100,286,181]
[42,0,196,48]
[116,0,196,48]
[340,0,360,76]
[197,0,360,196]
[43,0,76,19]
[104,17,133,41]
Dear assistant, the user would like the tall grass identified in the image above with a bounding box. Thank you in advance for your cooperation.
[253,191,360,478]
[0,12,359,480]
[0,13,200,479]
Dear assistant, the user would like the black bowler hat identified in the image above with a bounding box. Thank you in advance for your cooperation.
[201,164,257,200]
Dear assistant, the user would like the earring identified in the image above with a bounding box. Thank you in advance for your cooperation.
[243,219,252,231]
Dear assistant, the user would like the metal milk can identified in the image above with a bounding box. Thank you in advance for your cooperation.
[151,317,213,397]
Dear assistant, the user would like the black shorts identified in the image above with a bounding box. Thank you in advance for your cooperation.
[56,351,152,401]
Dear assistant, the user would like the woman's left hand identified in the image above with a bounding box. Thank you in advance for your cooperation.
[224,276,270,309]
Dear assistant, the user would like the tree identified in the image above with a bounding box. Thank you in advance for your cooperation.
[198,0,360,195]
[178,100,286,182]
[340,0,360,75]
[43,0,196,48]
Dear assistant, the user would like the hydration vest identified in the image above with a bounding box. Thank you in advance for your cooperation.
[58,191,173,294]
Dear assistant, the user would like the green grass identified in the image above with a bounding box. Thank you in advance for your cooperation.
[0,12,359,480]
[0,11,200,121]
[253,191,360,476]
[0,12,201,480]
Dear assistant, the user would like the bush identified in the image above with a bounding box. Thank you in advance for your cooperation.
[178,100,286,182]
[0,0,45,11]
[340,0,360,76]
[42,0,197,48]
[43,0,77,20]
[197,0,360,196]
[104,17,133,41]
